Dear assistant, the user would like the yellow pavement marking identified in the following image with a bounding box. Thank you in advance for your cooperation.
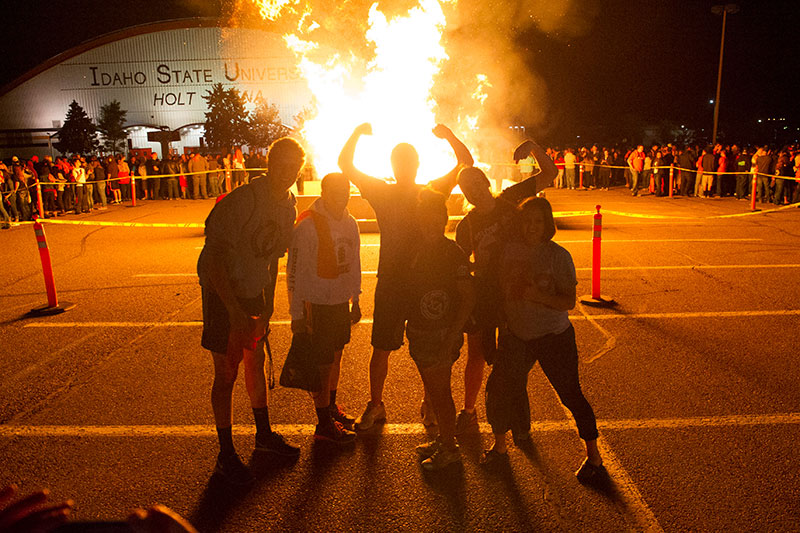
[2,413,796,438]
[576,264,800,272]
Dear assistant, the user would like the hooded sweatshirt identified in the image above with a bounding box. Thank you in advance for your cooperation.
[287,198,361,320]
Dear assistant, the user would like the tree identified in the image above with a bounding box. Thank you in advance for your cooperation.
[247,100,290,152]
[97,100,128,155]
[56,100,99,155]
[202,83,249,152]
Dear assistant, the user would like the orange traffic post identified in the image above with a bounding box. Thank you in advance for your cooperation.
[750,169,758,212]
[27,219,75,317]
[579,164,584,189]
[580,205,616,307]
[130,173,137,207]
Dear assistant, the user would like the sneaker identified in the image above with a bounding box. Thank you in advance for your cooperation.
[576,458,607,484]
[415,437,441,460]
[479,449,509,469]
[214,453,254,486]
[355,401,386,431]
[254,432,300,457]
[454,409,479,435]
[512,430,531,447]
[329,404,356,431]
[314,421,356,445]
[420,400,438,427]
[421,445,461,471]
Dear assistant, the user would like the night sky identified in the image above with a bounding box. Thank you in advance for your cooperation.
[1,0,797,145]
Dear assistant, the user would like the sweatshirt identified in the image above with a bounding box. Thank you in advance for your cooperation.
[287,198,361,320]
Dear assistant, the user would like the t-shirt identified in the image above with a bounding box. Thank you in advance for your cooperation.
[197,176,296,299]
[755,155,773,176]
[455,178,537,280]
[360,177,451,279]
[406,236,471,331]
[501,240,576,340]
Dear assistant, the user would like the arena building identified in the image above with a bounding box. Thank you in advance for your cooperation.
[0,19,312,159]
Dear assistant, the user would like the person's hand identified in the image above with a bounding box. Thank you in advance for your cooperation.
[291,318,308,335]
[432,124,452,139]
[354,123,372,136]
[0,485,73,533]
[350,301,362,324]
[513,141,536,163]
[128,505,198,533]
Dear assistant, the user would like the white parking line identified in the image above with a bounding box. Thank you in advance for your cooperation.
[20,310,800,329]
[558,238,763,244]
[2,413,795,437]
[133,264,800,279]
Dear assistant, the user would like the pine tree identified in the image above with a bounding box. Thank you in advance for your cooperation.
[56,100,99,155]
[202,83,249,152]
[247,100,290,152]
[98,100,128,155]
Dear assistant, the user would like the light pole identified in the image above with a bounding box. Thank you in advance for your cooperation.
[711,3,739,145]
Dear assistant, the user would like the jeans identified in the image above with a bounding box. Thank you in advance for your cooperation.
[485,324,598,441]
[565,168,576,189]
[681,171,695,196]
[757,177,771,203]
[96,181,107,207]
[630,170,640,194]
[165,178,180,199]
[192,174,207,199]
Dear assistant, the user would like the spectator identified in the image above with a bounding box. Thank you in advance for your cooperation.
[627,145,645,196]
[563,148,577,189]
[188,152,208,200]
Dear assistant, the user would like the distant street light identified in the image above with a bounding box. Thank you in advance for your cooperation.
[711,3,739,145]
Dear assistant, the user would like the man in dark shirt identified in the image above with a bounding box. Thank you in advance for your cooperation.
[678,145,696,197]
[338,122,473,430]
[453,139,556,435]
[755,146,774,203]
[735,147,752,200]
[144,152,161,200]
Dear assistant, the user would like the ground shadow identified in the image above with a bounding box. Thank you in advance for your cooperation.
[188,452,297,533]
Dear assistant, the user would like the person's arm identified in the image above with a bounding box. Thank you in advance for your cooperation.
[287,220,314,333]
[349,218,362,324]
[504,140,558,201]
[338,123,385,194]
[428,124,474,195]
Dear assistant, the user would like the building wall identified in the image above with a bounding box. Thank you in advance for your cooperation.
[0,23,311,158]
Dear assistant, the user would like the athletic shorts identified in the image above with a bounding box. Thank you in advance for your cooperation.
[371,277,408,351]
[406,326,463,370]
[309,303,352,365]
[201,286,266,354]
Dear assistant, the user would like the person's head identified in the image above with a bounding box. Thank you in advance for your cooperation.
[457,166,493,209]
[637,145,644,153]
[267,137,305,191]
[320,172,350,218]
[517,197,556,245]
[415,188,448,240]
[390,143,419,185]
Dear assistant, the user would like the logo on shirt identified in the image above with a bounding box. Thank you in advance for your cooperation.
[420,289,449,321]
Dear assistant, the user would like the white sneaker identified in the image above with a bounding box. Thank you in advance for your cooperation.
[354,401,386,431]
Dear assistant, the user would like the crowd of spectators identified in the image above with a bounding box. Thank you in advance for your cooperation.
[3,141,800,229]
[540,142,800,203]
[0,149,284,228]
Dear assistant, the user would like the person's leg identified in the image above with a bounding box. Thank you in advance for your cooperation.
[484,333,534,454]
[630,170,639,195]
[0,200,10,228]
[98,183,107,207]
[774,178,785,205]
[419,363,457,451]
[211,350,241,456]
[463,331,486,412]
[535,326,600,466]
[201,174,208,199]
[368,348,391,404]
